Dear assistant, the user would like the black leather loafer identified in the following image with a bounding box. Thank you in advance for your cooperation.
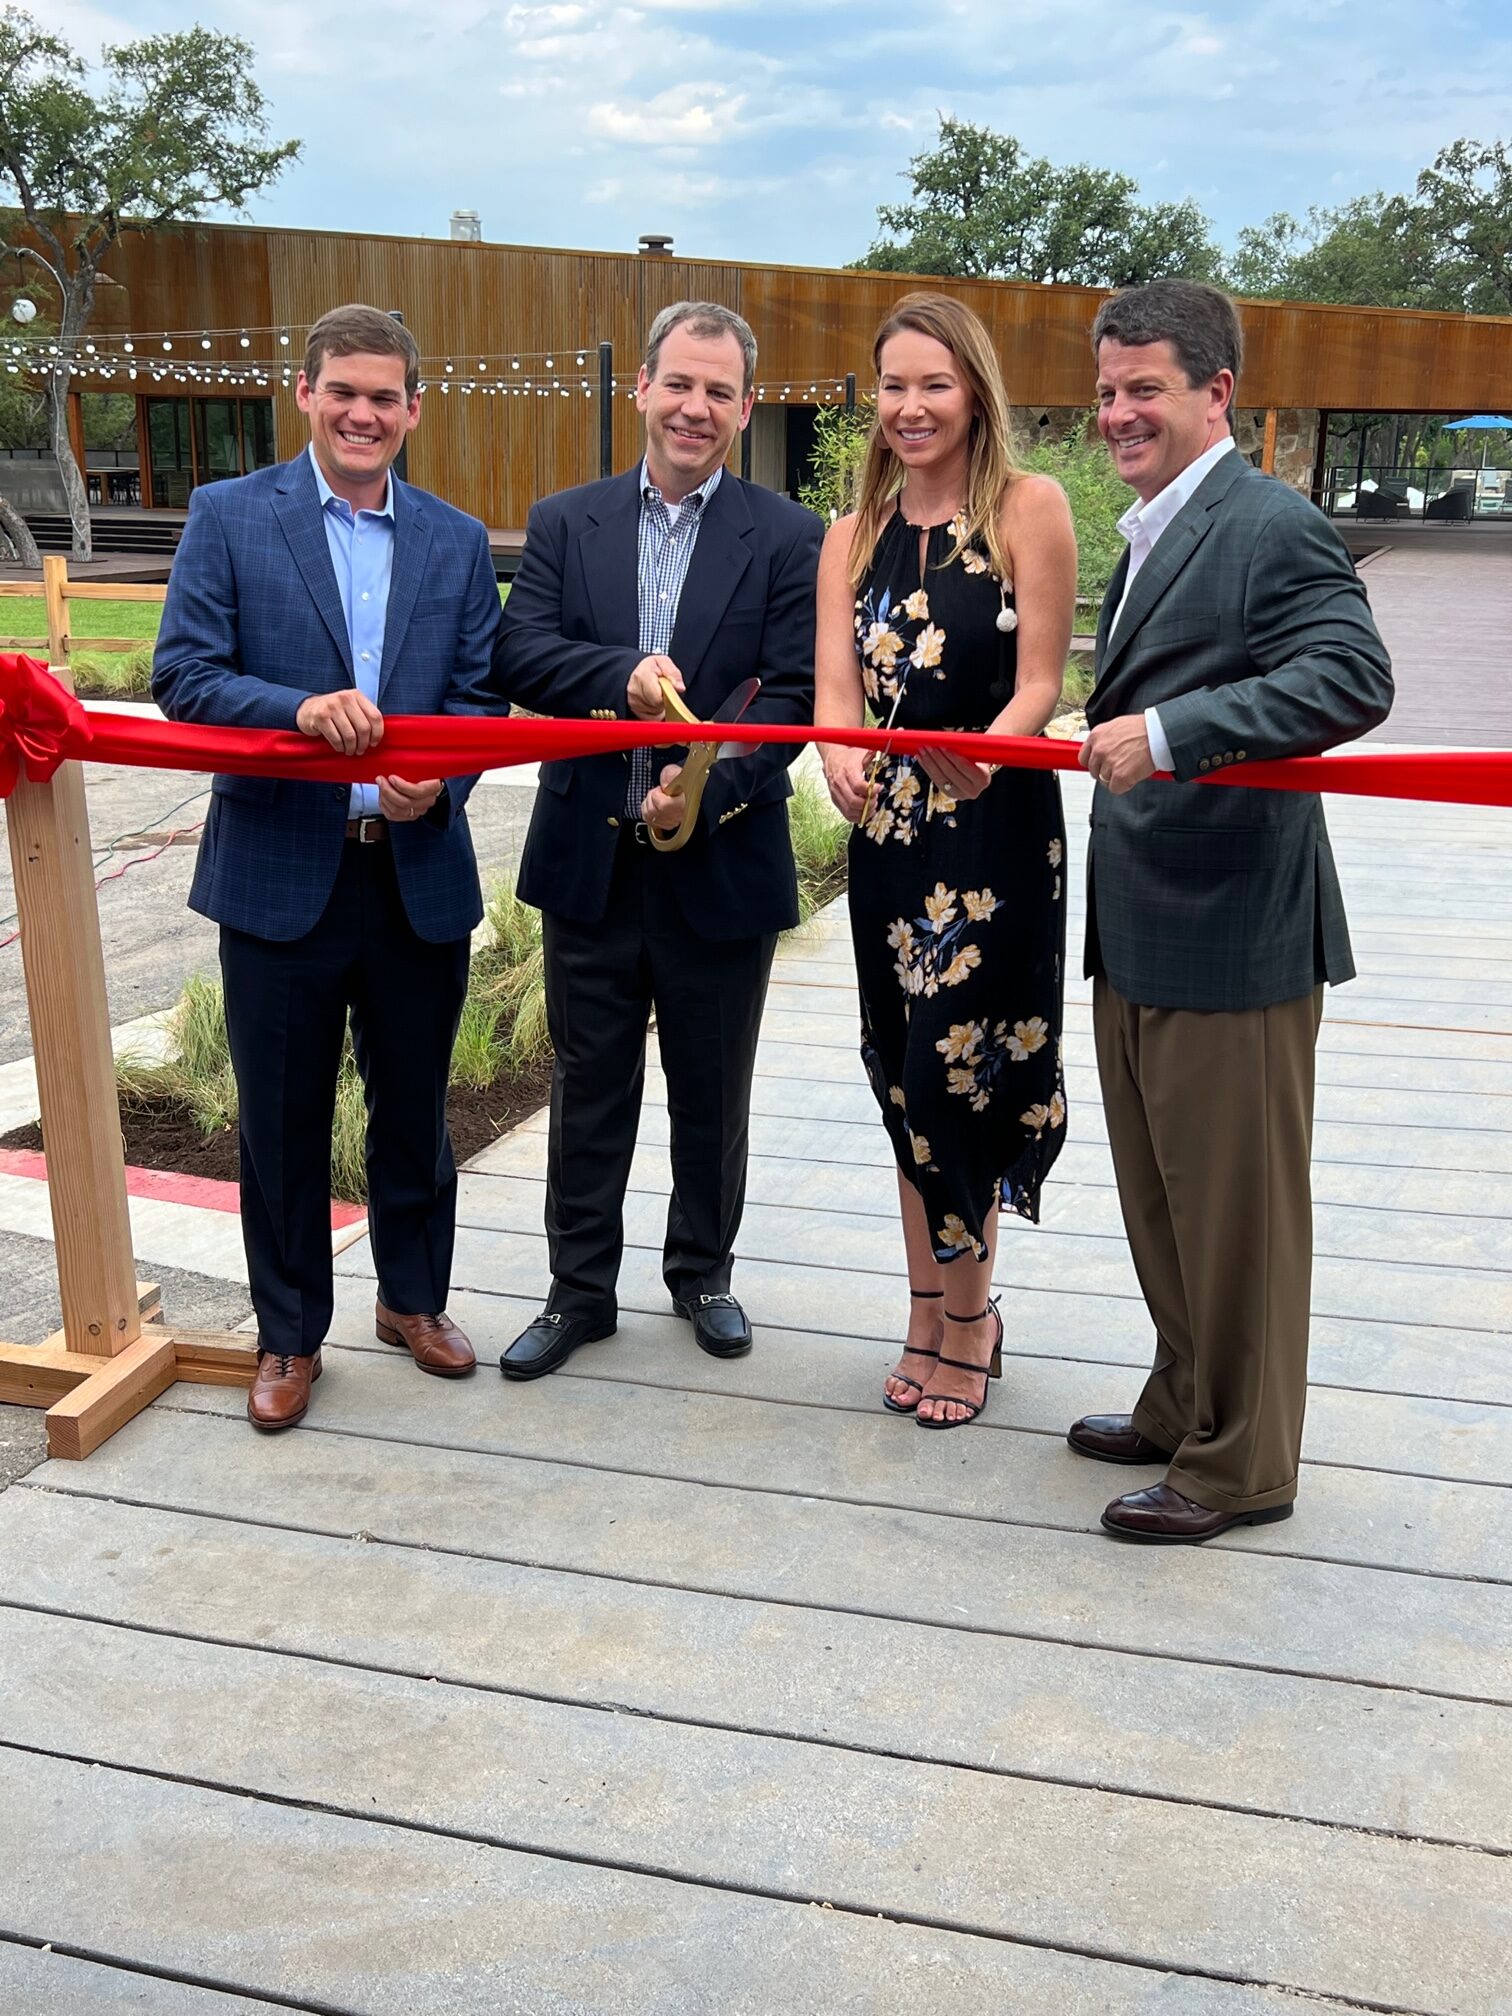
[672,1292,753,1358]
[1101,1483,1295,1544]
[499,1309,615,1381]
[1067,1413,1175,1465]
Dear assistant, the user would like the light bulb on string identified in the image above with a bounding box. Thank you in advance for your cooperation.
[239,330,250,348]
[279,329,290,347]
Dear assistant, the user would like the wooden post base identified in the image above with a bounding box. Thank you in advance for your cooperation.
[0,1327,258,1460]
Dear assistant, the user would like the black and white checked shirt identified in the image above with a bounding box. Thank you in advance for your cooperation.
[625,460,724,818]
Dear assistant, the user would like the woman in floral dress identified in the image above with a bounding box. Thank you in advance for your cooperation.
[816,293,1077,1428]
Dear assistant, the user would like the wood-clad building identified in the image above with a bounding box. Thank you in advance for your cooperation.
[22,218,1512,527]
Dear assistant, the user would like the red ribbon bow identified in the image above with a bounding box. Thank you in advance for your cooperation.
[0,654,92,799]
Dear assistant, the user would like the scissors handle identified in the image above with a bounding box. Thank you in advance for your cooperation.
[645,677,715,853]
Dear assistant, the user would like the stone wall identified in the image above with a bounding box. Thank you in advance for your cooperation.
[1234,408,1321,493]
[1009,406,1096,456]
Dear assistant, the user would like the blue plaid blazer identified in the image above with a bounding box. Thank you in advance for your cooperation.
[153,454,501,943]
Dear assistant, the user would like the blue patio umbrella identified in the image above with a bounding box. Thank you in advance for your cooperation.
[1442,415,1512,468]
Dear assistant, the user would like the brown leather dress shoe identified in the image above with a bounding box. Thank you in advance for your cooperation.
[247,1348,322,1430]
[375,1302,475,1377]
[1067,1413,1175,1465]
[1101,1482,1294,1544]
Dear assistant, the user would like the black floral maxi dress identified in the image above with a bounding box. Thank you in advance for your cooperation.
[848,505,1067,1264]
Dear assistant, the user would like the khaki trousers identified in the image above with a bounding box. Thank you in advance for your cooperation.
[1092,977,1324,1515]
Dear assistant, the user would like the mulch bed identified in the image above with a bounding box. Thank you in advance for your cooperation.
[0,1058,555,1200]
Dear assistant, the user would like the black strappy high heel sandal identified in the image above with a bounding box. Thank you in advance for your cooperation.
[916,1299,1003,1430]
[882,1288,944,1415]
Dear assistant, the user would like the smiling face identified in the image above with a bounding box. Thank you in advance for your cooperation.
[1095,337,1233,503]
[296,348,420,507]
[876,329,976,483]
[636,323,752,501]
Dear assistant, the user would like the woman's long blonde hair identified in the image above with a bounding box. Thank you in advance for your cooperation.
[848,292,1021,590]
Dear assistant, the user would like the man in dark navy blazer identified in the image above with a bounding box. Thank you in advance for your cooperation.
[154,304,501,1429]
[492,302,821,1376]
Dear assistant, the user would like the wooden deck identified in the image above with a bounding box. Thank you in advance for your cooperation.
[1357,528,1512,747]
[0,769,1508,2013]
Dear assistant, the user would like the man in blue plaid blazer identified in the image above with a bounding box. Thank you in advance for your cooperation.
[153,305,501,1429]
[1067,281,1393,1543]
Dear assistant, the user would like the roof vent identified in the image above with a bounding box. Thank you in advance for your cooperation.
[450,210,482,242]
[638,233,674,257]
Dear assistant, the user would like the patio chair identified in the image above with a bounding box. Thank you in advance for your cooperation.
[1426,483,1474,522]
[1356,485,1405,521]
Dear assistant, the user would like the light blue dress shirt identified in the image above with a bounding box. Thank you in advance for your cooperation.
[309,443,395,818]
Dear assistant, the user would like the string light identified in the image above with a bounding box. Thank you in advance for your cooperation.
[0,330,864,405]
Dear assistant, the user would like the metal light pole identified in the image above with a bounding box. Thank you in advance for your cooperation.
[598,342,614,479]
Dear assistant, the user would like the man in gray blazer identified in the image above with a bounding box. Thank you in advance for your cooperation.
[1069,279,1392,1543]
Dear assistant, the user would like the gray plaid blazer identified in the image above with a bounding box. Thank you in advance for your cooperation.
[1084,452,1393,1012]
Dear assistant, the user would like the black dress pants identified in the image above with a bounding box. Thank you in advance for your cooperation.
[220,837,470,1355]
[541,835,776,1318]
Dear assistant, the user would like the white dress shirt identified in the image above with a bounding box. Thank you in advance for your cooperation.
[1108,434,1236,773]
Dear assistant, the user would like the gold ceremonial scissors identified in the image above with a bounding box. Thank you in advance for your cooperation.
[644,675,761,854]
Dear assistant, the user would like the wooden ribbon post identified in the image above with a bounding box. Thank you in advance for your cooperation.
[0,556,257,1458]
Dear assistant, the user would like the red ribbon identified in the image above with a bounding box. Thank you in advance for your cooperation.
[3,650,1510,809]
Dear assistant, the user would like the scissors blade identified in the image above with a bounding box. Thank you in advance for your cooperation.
[708,676,761,726]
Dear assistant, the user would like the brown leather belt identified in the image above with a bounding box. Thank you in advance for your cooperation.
[343,817,388,844]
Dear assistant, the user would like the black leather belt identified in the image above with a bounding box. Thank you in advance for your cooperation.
[343,817,388,844]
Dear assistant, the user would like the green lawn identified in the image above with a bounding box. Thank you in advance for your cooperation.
[2,583,509,648]
[1,596,163,643]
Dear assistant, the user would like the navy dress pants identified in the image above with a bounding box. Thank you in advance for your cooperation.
[541,835,776,1319]
[220,836,470,1355]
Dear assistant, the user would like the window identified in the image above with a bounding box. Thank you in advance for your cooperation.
[143,396,277,506]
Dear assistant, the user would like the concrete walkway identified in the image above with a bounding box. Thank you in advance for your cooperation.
[0,768,1507,2013]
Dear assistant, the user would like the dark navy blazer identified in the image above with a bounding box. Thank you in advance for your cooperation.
[152,453,501,944]
[493,467,822,939]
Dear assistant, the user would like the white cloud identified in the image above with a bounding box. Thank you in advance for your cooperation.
[588,86,748,146]
[46,0,1510,279]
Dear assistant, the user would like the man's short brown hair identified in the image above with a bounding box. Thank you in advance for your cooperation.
[1092,280,1243,418]
[304,305,421,399]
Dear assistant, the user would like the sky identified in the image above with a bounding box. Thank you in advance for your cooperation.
[42,0,1512,271]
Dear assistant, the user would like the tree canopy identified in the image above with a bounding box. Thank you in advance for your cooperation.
[0,5,298,555]
[856,117,1221,287]
[858,119,1512,317]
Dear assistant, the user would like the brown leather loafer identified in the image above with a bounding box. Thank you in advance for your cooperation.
[1068,1413,1175,1465]
[375,1302,475,1377]
[247,1348,322,1430]
[1101,1482,1294,1544]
